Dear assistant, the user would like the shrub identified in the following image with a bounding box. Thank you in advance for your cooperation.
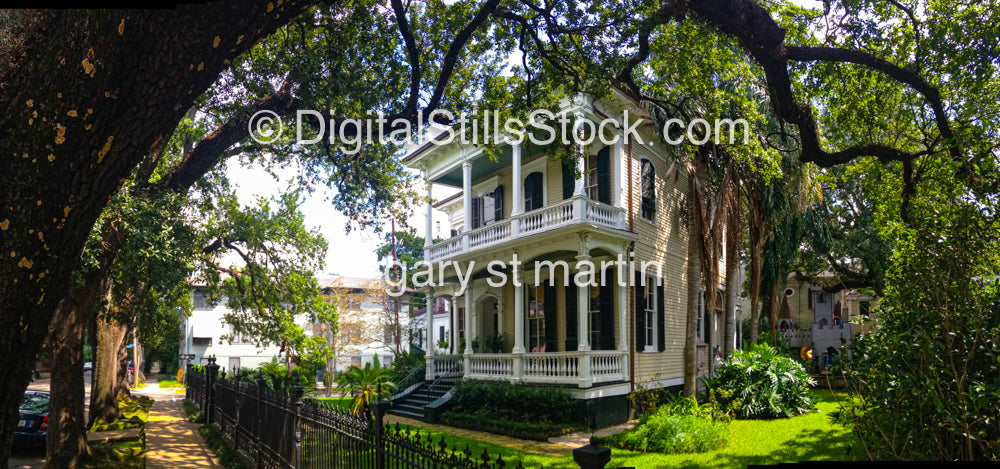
[387,351,424,386]
[841,189,1000,460]
[610,404,729,454]
[706,343,815,419]
[440,411,580,441]
[628,381,678,418]
[450,380,580,425]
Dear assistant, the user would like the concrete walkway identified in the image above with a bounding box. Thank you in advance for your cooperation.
[137,387,221,468]
[383,414,572,457]
[548,420,638,448]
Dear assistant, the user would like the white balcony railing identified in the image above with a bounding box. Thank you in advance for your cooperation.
[465,353,514,380]
[429,350,627,388]
[425,354,464,381]
[426,196,627,262]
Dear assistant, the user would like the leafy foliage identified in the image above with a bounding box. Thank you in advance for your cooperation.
[610,396,730,455]
[335,361,397,416]
[450,380,580,426]
[842,156,1000,460]
[707,343,815,419]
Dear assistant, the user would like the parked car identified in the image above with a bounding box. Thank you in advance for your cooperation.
[14,391,49,448]
[83,361,92,372]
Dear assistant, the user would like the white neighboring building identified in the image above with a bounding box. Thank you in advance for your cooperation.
[179,288,304,372]
[409,297,453,354]
[316,275,415,372]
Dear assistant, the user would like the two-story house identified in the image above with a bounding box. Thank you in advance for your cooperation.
[401,91,722,424]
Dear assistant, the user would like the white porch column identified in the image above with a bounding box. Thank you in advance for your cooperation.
[424,178,434,247]
[425,288,435,380]
[463,286,474,377]
[576,256,592,352]
[463,287,474,354]
[512,271,526,354]
[613,137,625,208]
[511,143,523,216]
[573,111,587,197]
[462,160,472,250]
[450,295,459,355]
[576,253,593,388]
[510,143,522,238]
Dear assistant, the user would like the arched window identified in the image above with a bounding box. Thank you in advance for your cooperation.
[640,159,656,220]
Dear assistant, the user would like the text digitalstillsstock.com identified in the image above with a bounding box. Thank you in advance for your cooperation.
[249,108,752,151]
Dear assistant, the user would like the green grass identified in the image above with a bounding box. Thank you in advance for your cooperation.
[158,379,184,388]
[88,395,153,432]
[387,389,858,469]
[309,396,354,410]
[182,399,204,423]
[85,395,151,467]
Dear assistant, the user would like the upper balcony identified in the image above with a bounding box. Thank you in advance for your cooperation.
[425,195,626,262]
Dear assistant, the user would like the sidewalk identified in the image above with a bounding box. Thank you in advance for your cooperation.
[136,384,221,468]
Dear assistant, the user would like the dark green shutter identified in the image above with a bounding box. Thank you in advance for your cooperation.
[470,196,482,229]
[597,147,611,204]
[658,278,666,352]
[599,269,615,350]
[563,162,575,200]
[565,282,577,351]
[635,270,645,351]
[544,282,557,352]
[494,185,504,221]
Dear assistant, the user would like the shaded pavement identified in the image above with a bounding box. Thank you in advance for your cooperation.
[135,383,221,469]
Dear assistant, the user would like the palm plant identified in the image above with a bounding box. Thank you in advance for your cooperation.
[335,362,397,416]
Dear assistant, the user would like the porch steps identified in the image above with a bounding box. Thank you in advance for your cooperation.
[388,377,457,421]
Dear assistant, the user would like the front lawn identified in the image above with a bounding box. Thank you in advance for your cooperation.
[389,389,858,469]
[310,396,354,411]
[602,389,858,468]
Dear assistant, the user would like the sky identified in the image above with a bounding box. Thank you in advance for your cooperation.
[223,0,825,280]
[224,158,456,280]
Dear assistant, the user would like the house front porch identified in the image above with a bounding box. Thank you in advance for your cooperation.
[426,349,627,388]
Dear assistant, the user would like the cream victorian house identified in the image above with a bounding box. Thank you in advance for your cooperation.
[400,90,724,424]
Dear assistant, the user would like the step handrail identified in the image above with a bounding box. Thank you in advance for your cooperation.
[427,361,461,391]
[390,363,427,402]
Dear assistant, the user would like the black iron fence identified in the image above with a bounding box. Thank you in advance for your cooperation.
[186,356,577,469]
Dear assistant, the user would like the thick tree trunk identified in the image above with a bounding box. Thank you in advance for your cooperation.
[748,226,763,345]
[684,167,703,397]
[88,284,130,427]
[769,272,783,346]
[723,233,740,358]
[45,300,90,468]
[0,6,315,463]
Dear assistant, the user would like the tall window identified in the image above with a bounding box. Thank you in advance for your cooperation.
[473,185,505,229]
[193,291,212,310]
[586,147,611,204]
[640,159,656,220]
[528,285,546,352]
[585,153,599,200]
[439,325,445,342]
[524,172,544,212]
[458,308,465,341]
[644,276,657,351]
[589,285,601,348]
